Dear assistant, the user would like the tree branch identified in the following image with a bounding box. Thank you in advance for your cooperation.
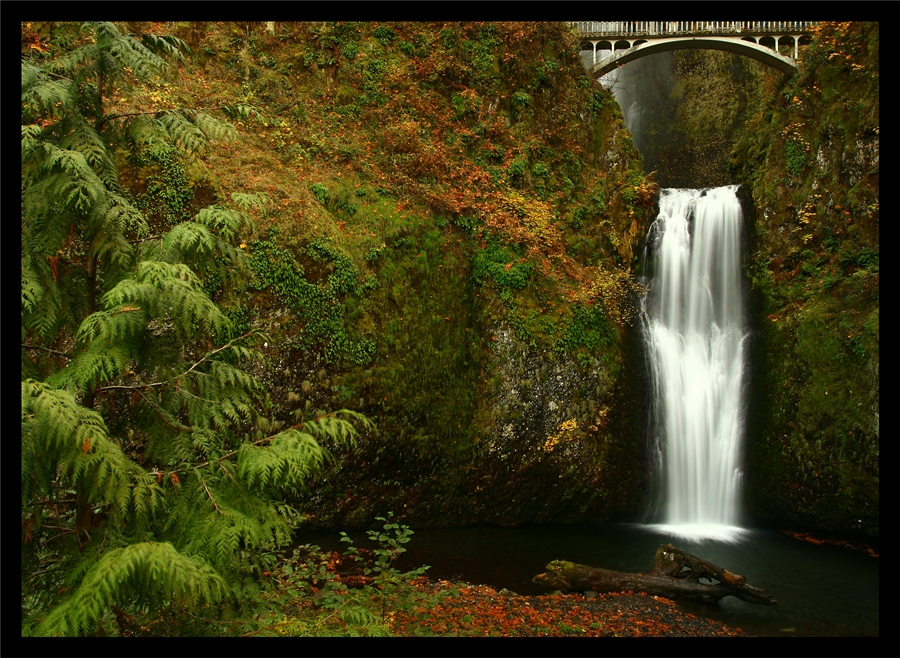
[181,331,256,378]
[98,104,238,127]
[98,382,165,392]
[137,390,193,432]
[127,235,164,244]
[197,473,223,515]
[22,343,72,357]
[27,498,78,507]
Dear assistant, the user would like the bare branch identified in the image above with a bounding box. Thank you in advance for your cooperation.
[181,331,256,378]
[197,473,223,515]
[137,390,193,432]
[26,498,78,507]
[99,104,238,127]
[22,344,72,357]
[127,235,163,244]
[98,382,165,392]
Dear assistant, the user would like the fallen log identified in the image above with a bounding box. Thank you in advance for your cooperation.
[533,543,777,606]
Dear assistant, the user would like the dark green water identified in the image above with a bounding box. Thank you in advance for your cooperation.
[299,523,879,637]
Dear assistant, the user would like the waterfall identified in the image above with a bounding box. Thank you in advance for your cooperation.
[641,185,748,541]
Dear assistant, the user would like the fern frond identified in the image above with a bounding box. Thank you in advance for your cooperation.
[100,278,157,310]
[163,221,217,259]
[221,103,266,123]
[58,117,118,190]
[138,33,189,61]
[74,305,147,347]
[21,255,45,313]
[137,259,199,286]
[89,226,135,271]
[301,410,372,446]
[237,430,329,492]
[33,542,226,636]
[128,259,230,338]
[22,381,163,519]
[193,206,248,241]
[158,110,207,156]
[22,283,64,342]
[186,110,237,144]
[96,22,168,81]
[21,62,77,121]
[47,344,131,389]
[40,143,107,213]
[127,113,170,154]
[22,124,45,164]
[47,42,95,77]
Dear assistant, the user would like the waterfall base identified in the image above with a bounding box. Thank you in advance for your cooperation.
[642,523,748,543]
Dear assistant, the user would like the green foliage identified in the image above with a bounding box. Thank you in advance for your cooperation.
[784,138,809,176]
[242,545,387,637]
[309,182,329,205]
[473,242,533,290]
[558,303,614,353]
[341,513,431,625]
[224,515,440,637]
[246,231,376,366]
[511,90,532,111]
[32,542,227,637]
[587,89,610,117]
[733,22,879,536]
[373,26,396,46]
[507,155,528,183]
[453,214,482,233]
[21,21,370,636]
[133,146,195,226]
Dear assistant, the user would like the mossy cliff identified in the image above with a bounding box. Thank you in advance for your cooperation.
[733,22,879,539]
[610,48,774,189]
[41,20,876,538]
[118,22,657,528]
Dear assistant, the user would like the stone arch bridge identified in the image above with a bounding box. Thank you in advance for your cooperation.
[570,21,818,76]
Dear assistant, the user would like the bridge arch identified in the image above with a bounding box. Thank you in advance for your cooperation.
[589,36,800,77]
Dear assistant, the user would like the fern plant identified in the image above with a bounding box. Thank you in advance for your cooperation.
[21,22,370,637]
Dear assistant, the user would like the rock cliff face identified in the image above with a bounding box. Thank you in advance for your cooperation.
[734,22,879,538]
[119,22,876,538]
[177,21,658,530]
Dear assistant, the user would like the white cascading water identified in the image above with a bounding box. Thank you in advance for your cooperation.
[642,185,749,541]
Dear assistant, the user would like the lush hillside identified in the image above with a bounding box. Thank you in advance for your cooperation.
[733,22,879,538]
[23,20,658,534]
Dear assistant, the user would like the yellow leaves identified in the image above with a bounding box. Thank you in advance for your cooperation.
[575,267,644,326]
[544,419,578,453]
[501,191,559,247]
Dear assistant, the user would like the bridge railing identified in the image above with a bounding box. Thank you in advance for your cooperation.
[571,21,817,37]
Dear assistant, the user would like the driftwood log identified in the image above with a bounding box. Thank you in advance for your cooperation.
[533,543,776,606]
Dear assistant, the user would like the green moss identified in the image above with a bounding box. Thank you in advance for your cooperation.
[732,23,880,538]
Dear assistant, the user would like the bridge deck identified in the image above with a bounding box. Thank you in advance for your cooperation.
[571,21,817,39]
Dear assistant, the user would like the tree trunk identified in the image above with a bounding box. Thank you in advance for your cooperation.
[533,543,777,605]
